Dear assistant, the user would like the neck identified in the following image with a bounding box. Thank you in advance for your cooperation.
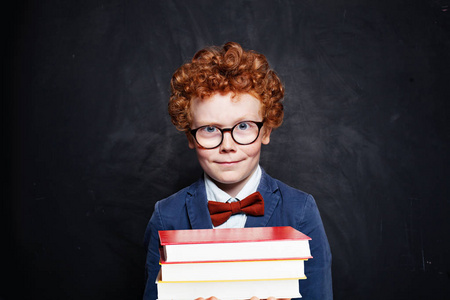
[209,166,259,198]
[213,180,248,199]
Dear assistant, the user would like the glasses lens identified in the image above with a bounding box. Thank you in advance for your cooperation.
[232,121,260,145]
[195,126,222,148]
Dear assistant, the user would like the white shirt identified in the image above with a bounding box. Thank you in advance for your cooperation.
[204,165,262,229]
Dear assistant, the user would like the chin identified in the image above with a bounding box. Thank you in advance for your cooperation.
[216,173,250,187]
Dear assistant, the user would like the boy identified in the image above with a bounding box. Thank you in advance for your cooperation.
[144,42,332,299]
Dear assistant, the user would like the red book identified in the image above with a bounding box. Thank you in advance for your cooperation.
[159,226,312,263]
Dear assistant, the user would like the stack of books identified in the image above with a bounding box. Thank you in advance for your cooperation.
[156,226,312,299]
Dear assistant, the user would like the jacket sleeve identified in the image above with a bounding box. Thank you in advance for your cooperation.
[143,202,163,300]
[297,194,333,300]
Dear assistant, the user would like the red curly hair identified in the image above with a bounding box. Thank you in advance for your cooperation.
[169,42,284,132]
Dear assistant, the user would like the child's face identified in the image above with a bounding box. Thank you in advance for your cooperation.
[187,92,271,196]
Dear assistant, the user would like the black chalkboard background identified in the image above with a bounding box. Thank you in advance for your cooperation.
[8,0,450,299]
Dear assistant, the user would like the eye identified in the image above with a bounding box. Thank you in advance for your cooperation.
[200,125,218,134]
[236,122,251,130]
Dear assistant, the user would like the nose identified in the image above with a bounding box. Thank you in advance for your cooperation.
[219,131,237,152]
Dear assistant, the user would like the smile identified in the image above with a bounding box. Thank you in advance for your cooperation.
[216,160,242,165]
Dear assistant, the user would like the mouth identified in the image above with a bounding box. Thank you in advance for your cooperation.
[216,160,242,166]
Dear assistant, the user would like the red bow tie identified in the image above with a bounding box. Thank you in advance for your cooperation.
[208,191,265,227]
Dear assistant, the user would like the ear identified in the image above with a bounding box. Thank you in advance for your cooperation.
[261,126,272,145]
[186,132,196,149]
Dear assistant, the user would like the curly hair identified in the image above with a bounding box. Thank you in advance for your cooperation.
[169,42,284,132]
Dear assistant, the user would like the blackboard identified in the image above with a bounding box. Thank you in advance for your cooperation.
[9,0,450,299]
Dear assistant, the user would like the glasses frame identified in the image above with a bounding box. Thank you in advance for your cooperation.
[190,121,264,149]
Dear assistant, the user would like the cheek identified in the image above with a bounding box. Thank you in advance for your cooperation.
[242,143,262,158]
[195,148,213,163]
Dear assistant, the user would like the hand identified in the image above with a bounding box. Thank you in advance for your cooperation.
[195,297,290,300]
[250,297,291,300]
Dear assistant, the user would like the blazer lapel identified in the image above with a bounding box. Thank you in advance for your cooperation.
[245,170,280,228]
[185,177,214,229]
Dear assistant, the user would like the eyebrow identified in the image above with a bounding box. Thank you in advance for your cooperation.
[197,119,260,127]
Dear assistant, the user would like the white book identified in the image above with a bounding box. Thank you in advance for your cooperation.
[160,259,306,282]
[156,271,302,300]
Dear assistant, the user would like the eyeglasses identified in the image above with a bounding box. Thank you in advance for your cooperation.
[190,121,264,149]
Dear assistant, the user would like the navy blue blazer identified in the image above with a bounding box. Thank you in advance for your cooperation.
[144,170,333,299]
